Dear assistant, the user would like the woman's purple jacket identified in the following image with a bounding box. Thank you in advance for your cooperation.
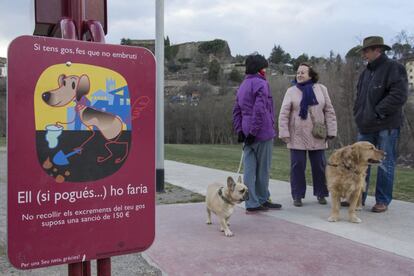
[232,74,276,142]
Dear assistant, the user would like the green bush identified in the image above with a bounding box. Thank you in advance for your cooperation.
[208,60,221,84]
[178,58,192,63]
[166,45,179,61]
[229,68,243,83]
[120,38,131,45]
[167,61,182,72]
[199,39,227,55]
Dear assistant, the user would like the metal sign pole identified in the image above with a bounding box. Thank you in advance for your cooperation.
[97,258,111,276]
[68,262,83,276]
[65,0,93,275]
[155,0,165,192]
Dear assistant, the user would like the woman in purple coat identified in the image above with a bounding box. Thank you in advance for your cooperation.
[233,54,282,212]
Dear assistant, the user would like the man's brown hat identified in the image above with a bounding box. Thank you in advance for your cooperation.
[358,36,391,52]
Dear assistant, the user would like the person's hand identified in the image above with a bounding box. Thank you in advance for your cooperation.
[237,131,246,143]
[281,137,290,144]
[245,134,255,145]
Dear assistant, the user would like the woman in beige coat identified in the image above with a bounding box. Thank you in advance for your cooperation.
[278,63,337,207]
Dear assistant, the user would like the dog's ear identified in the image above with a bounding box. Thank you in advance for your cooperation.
[329,149,341,165]
[237,175,242,183]
[227,177,236,191]
[340,146,354,169]
[58,74,66,86]
[76,74,90,101]
[350,144,361,164]
[341,145,361,169]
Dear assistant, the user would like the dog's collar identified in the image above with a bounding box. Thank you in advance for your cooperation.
[328,162,352,170]
[327,162,338,167]
[218,187,234,205]
[327,162,361,174]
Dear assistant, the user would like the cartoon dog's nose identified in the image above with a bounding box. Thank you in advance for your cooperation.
[42,92,51,103]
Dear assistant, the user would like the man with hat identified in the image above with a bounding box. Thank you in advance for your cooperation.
[353,35,408,212]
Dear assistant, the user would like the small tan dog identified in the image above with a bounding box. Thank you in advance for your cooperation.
[206,176,248,237]
[326,141,385,223]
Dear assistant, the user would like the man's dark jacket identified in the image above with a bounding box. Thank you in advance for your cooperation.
[354,53,408,134]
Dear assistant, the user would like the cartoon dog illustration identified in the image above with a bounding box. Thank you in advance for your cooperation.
[42,74,128,164]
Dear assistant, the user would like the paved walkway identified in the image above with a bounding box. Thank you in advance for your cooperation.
[2,151,414,275]
[147,203,414,276]
[145,160,414,275]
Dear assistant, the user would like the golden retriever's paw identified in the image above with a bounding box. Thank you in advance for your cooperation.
[349,216,362,223]
[224,229,234,237]
[206,220,212,225]
[328,216,339,222]
[355,206,363,211]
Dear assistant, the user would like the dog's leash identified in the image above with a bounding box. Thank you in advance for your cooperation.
[236,144,245,175]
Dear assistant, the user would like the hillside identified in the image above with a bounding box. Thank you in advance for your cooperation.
[163,39,244,105]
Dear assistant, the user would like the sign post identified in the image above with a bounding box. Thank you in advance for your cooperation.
[8,0,155,276]
[155,0,165,193]
[7,1,156,275]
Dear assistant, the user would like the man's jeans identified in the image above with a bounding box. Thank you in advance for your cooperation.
[243,139,273,208]
[358,129,400,205]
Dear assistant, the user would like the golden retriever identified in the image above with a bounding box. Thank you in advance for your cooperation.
[326,141,385,223]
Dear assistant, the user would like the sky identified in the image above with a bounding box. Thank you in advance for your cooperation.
[1,0,414,59]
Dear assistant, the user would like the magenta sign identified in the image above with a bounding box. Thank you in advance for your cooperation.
[7,36,155,269]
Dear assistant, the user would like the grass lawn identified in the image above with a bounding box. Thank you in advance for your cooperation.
[0,137,5,147]
[165,144,414,203]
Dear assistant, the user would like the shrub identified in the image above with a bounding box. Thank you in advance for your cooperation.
[198,39,227,55]
[208,60,221,84]
[229,68,243,83]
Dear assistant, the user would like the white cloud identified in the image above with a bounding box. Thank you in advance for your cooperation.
[1,0,414,58]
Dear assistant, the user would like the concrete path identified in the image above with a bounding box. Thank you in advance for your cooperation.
[2,151,414,275]
[147,203,414,276]
[144,160,414,275]
[163,160,414,260]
